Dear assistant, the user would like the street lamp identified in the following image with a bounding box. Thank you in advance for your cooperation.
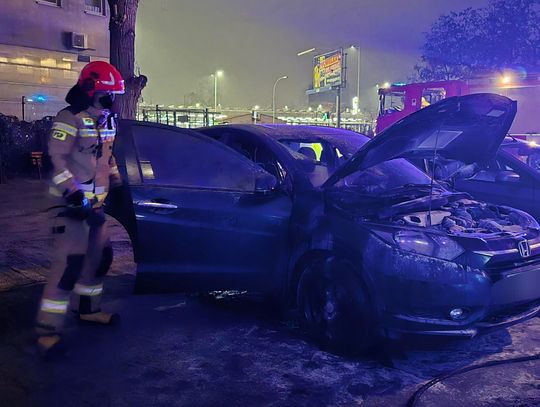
[212,70,223,111]
[350,45,360,113]
[272,75,288,123]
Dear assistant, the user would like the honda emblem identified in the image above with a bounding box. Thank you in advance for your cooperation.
[518,240,531,258]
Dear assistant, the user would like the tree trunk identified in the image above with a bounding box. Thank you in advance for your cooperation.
[107,0,147,119]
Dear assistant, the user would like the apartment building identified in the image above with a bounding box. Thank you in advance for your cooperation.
[0,0,110,119]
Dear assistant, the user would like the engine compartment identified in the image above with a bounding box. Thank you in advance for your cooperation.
[393,198,536,237]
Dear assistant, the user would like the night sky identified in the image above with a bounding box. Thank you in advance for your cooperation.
[136,0,487,113]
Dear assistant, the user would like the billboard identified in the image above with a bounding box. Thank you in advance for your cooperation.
[313,49,344,91]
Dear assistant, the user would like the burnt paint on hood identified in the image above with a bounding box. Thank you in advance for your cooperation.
[324,93,517,187]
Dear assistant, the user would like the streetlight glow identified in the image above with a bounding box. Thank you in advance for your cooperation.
[272,75,288,123]
[297,47,316,56]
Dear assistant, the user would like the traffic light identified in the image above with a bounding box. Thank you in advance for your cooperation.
[322,111,331,120]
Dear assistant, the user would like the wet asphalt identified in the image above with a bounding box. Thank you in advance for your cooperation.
[1,179,539,406]
[1,275,539,407]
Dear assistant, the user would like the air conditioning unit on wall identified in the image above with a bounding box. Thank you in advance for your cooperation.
[70,32,88,49]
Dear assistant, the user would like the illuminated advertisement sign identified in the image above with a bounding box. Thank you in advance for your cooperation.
[313,49,343,91]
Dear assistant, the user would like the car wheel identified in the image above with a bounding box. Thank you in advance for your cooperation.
[297,256,375,353]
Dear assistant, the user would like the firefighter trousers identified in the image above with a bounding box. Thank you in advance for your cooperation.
[36,206,113,336]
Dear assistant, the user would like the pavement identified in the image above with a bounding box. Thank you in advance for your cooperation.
[1,179,540,407]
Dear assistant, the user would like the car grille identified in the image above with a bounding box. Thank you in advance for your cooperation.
[484,255,540,279]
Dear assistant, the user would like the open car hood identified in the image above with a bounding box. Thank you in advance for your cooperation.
[324,93,517,187]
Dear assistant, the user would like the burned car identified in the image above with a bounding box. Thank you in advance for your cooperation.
[107,93,540,351]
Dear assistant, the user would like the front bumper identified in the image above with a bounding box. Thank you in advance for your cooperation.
[388,302,540,338]
[364,237,540,338]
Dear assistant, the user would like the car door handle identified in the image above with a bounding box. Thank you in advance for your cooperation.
[137,200,179,210]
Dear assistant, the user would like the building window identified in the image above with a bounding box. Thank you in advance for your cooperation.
[84,0,106,15]
[36,0,61,6]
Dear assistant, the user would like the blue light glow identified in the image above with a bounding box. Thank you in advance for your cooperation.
[33,95,48,103]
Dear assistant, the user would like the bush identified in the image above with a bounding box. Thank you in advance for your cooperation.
[0,113,53,181]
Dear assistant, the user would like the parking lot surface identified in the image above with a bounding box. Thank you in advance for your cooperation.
[1,179,539,407]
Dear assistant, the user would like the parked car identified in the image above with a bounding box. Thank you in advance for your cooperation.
[415,136,540,222]
[107,93,540,351]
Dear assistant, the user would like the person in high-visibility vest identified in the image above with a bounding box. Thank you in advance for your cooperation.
[36,61,125,357]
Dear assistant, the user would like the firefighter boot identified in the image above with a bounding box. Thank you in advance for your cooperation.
[37,334,64,359]
[78,310,119,325]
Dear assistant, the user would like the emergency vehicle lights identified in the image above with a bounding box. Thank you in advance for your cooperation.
[501,75,512,85]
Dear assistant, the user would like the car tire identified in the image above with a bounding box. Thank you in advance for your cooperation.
[297,256,375,354]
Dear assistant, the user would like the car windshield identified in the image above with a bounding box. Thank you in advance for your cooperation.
[279,136,366,187]
[278,136,437,195]
[502,140,540,172]
[335,158,437,196]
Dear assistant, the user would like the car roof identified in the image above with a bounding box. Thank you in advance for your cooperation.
[204,124,369,150]
[258,124,367,141]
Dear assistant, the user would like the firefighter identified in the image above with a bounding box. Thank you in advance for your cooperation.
[35,61,125,356]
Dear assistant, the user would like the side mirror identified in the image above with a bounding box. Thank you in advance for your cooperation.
[254,173,278,195]
[496,170,520,183]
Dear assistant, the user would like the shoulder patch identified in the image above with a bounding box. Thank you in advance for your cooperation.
[52,130,67,141]
[82,117,95,127]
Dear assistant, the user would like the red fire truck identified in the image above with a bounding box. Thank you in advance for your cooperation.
[376,72,540,138]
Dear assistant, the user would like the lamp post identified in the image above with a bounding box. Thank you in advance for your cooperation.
[350,45,360,113]
[212,70,223,111]
[272,75,288,124]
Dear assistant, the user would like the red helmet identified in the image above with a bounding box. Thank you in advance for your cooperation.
[78,61,125,96]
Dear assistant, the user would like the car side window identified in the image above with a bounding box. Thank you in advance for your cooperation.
[132,126,269,191]
[204,129,287,183]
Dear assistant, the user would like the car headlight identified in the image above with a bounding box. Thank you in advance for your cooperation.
[393,231,464,260]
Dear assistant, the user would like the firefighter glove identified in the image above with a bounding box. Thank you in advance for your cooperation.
[63,190,92,220]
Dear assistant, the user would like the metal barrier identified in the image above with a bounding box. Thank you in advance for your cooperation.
[138,106,221,128]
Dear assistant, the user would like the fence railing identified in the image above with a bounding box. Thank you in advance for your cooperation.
[137,106,222,128]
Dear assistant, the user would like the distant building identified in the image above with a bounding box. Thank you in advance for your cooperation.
[0,0,110,119]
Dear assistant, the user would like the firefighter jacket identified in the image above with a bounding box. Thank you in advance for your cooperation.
[48,105,121,206]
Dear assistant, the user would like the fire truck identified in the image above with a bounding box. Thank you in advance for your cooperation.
[376,71,540,138]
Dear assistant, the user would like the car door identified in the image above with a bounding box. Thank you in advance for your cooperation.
[454,154,539,218]
[116,121,293,293]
